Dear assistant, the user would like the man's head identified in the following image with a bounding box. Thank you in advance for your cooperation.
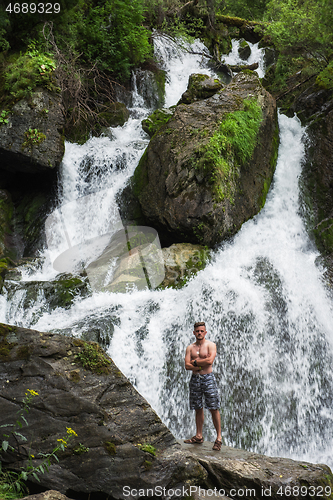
[193,321,207,342]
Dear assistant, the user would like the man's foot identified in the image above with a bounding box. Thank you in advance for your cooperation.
[212,439,222,451]
[184,436,204,444]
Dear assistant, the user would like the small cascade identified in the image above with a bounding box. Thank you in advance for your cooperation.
[1,38,333,468]
[223,39,266,78]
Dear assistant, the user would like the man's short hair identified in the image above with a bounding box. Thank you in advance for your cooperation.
[194,321,206,329]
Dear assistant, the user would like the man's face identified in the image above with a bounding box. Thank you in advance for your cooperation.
[193,326,207,342]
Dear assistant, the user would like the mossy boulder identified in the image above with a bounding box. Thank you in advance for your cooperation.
[66,101,130,144]
[132,72,278,247]
[178,73,223,104]
[142,107,175,138]
[215,14,265,43]
[2,272,91,315]
[0,325,206,497]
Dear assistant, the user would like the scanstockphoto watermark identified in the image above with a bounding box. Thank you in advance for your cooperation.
[44,191,165,292]
[44,190,210,292]
[123,485,257,497]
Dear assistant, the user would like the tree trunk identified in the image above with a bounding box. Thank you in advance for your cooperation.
[206,0,215,29]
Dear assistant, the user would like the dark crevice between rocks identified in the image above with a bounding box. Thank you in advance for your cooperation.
[0,166,59,260]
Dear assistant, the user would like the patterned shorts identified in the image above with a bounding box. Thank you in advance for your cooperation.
[189,373,220,410]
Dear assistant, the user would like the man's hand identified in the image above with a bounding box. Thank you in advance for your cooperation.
[185,345,202,371]
[192,360,202,371]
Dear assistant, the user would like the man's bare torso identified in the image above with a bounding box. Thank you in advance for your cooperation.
[189,340,214,374]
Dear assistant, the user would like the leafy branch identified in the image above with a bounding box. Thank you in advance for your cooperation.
[0,390,79,499]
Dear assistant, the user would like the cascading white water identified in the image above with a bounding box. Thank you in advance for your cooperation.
[223,39,266,78]
[1,38,333,467]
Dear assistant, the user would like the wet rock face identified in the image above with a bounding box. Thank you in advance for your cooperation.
[133,72,278,247]
[238,39,251,60]
[294,85,333,281]
[0,190,14,258]
[0,89,64,173]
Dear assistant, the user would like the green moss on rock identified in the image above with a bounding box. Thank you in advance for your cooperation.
[0,323,17,361]
[141,108,174,138]
[104,441,117,455]
[196,98,263,203]
[179,73,223,104]
[132,149,149,199]
[75,341,112,375]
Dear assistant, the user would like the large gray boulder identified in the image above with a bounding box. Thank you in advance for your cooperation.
[0,89,64,173]
[133,72,278,247]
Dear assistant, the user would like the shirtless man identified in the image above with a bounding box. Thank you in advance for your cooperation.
[184,321,222,451]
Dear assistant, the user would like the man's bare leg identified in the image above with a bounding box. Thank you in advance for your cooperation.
[195,408,204,439]
[210,409,222,441]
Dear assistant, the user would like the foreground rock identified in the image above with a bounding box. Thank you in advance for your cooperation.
[21,492,72,500]
[1,323,333,499]
[132,72,278,247]
[0,89,64,173]
[182,441,333,500]
[0,324,205,498]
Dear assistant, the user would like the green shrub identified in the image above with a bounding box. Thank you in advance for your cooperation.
[0,390,78,499]
[22,128,46,150]
[0,110,9,125]
[316,61,333,89]
[62,0,152,80]
[4,41,57,100]
[0,7,10,51]
[222,0,268,20]
[264,0,333,91]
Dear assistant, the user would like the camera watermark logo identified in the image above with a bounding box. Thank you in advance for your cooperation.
[45,191,165,292]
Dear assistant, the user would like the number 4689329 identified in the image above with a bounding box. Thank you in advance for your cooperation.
[6,3,61,14]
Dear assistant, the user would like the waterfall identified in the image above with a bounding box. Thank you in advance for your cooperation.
[1,38,333,468]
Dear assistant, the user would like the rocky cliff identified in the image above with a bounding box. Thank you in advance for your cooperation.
[293,84,333,283]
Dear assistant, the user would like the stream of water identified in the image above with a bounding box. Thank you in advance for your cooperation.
[1,37,333,467]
